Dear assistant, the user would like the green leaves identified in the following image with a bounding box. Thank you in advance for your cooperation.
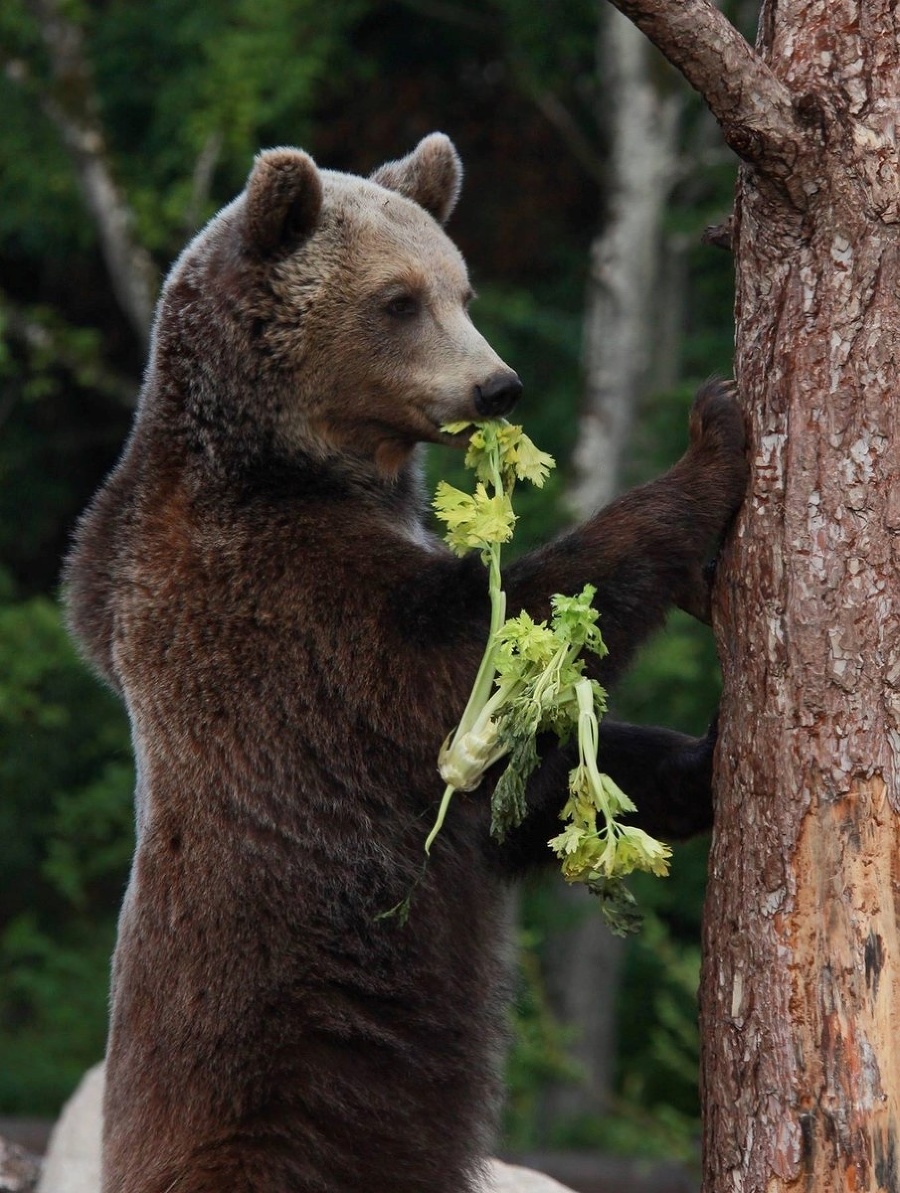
[427,421,671,935]
[550,587,608,654]
[425,419,551,852]
[488,588,607,839]
[442,420,555,493]
[490,727,539,840]
[510,432,556,489]
[433,481,516,557]
[546,679,672,935]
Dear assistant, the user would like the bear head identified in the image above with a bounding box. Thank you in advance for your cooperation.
[144,134,522,480]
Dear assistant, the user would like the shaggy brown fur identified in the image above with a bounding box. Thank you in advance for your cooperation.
[65,134,747,1193]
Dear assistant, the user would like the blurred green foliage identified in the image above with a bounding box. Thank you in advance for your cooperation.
[504,924,583,1152]
[0,0,737,1150]
[0,578,133,1111]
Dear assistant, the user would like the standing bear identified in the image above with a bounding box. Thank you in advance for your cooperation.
[65,133,746,1193]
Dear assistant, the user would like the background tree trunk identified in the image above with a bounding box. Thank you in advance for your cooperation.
[545,6,683,1130]
[569,5,681,515]
[604,0,900,1188]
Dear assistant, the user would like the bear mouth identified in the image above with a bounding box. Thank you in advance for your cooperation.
[435,423,476,449]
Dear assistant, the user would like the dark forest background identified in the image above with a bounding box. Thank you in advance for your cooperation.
[0,0,745,1163]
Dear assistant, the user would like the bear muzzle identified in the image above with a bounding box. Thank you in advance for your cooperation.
[473,370,524,418]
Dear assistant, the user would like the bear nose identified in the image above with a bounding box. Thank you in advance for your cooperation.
[474,371,524,418]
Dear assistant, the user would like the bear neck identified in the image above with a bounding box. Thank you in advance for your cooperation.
[135,390,432,529]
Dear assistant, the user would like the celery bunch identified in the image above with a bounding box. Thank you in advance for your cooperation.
[428,421,672,936]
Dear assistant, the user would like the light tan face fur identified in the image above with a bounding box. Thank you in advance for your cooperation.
[266,174,517,476]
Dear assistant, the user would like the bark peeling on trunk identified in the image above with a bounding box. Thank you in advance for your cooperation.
[605,0,900,1189]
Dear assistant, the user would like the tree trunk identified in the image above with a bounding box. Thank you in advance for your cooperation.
[603,1,900,1189]
[569,5,681,514]
[544,7,683,1132]
[706,7,900,1191]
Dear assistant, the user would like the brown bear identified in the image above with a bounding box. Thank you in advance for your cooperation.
[65,133,747,1193]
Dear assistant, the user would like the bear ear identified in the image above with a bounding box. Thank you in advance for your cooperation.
[244,148,323,254]
[370,133,463,225]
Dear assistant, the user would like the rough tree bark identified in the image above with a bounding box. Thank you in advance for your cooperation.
[605,1,900,1190]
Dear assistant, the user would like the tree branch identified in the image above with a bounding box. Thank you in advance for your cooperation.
[511,66,605,187]
[19,0,158,347]
[183,130,224,236]
[394,0,496,33]
[604,0,812,200]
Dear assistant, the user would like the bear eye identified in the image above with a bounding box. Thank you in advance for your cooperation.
[384,294,420,320]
